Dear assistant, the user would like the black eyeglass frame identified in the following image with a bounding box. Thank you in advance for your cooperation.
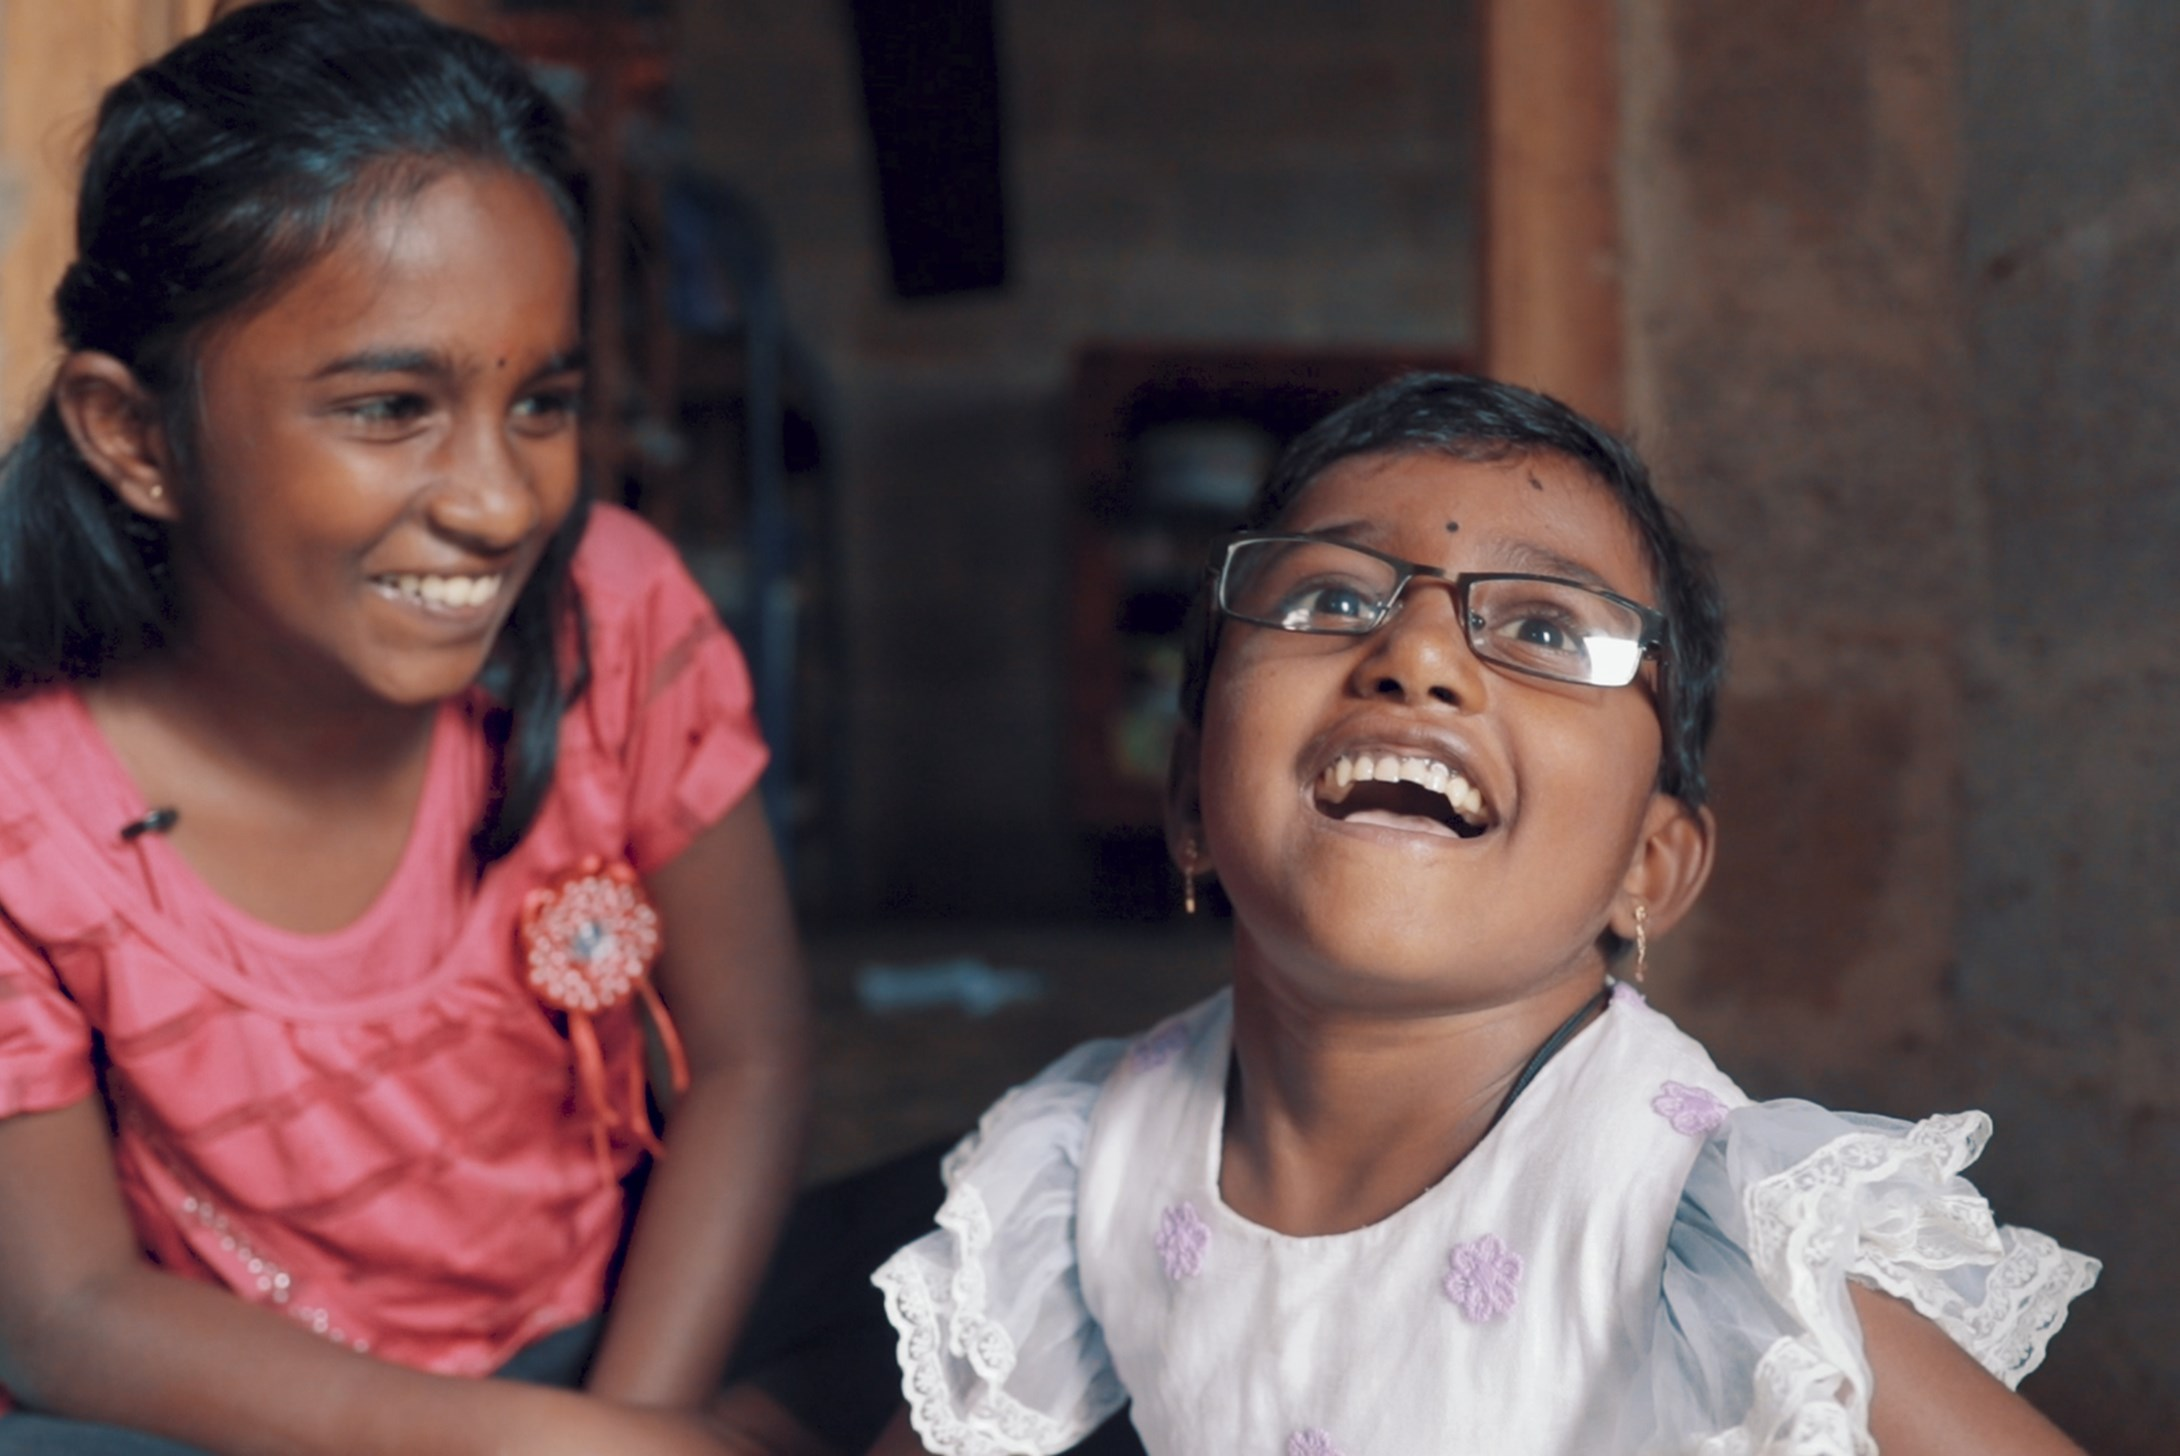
[1211,531,1671,691]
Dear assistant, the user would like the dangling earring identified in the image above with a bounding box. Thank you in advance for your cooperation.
[1183,870,1198,917]
[1632,903,1649,984]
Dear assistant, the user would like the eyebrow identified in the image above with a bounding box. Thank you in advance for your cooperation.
[307,345,587,382]
[1488,541,1615,592]
[1297,520,1618,591]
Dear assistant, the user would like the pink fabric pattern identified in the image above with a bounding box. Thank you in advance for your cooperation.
[1130,1022,1190,1071]
[0,506,767,1390]
[1442,1233,1524,1322]
[1288,1429,1348,1456]
[1155,1201,1211,1280]
[1652,1080,1729,1136]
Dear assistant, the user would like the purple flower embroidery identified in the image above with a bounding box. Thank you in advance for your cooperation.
[1610,980,1647,1009]
[1442,1234,1524,1322]
[1131,1022,1190,1071]
[1155,1201,1210,1280]
[1288,1430,1348,1456]
[1652,1080,1729,1136]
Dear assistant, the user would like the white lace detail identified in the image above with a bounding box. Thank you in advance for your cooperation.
[873,1181,1083,1456]
[1742,1111,2098,1392]
[1695,1338,1866,1456]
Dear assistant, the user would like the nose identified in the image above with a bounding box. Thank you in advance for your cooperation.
[1348,578,1487,709]
[427,416,541,552]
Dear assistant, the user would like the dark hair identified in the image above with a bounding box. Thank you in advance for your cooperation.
[1177,372,1726,808]
[0,0,589,866]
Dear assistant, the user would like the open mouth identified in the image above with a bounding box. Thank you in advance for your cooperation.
[1314,751,1492,839]
[372,572,507,612]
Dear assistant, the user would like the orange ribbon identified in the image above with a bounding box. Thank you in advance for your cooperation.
[519,857,687,1179]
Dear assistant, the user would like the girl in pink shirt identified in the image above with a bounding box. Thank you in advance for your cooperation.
[0,3,813,1452]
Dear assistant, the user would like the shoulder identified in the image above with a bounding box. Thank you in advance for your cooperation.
[569,503,700,617]
[561,503,748,729]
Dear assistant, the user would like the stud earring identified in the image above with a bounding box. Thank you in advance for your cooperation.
[1632,904,1649,984]
[147,484,164,501]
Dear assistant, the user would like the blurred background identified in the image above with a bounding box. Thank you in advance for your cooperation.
[4,1,2177,1448]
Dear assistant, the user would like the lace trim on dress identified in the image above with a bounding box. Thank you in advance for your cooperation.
[872,1181,1086,1456]
[1742,1111,2098,1390]
[1696,1338,1863,1456]
[1683,1110,2101,1455]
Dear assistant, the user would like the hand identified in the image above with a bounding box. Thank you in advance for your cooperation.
[484,1391,754,1456]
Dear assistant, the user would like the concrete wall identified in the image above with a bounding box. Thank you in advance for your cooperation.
[677,0,1478,916]
[1624,2,2180,1447]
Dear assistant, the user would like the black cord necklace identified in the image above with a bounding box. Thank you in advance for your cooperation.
[1486,982,1615,1133]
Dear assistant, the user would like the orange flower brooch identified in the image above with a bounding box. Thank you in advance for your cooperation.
[520,857,688,1175]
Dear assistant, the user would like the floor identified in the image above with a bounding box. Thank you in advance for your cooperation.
[801,920,1229,1180]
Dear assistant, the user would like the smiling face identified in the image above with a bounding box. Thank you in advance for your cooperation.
[155,164,583,709]
[1182,447,1690,1013]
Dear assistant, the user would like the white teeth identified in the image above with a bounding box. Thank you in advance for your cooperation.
[1316,751,1491,828]
[384,573,503,609]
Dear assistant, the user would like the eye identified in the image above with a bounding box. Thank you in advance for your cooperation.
[512,381,582,435]
[1480,600,1593,666]
[1274,578,1385,631]
[341,393,432,433]
[1503,612,1579,653]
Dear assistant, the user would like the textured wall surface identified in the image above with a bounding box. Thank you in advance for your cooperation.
[678,0,1479,916]
[1624,2,2180,1447]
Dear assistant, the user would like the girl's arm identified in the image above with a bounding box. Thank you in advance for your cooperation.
[868,1405,936,1455]
[1854,1285,2087,1456]
[0,1099,739,1456]
[582,789,814,1409]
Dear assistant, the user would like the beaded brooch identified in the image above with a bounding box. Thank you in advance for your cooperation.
[520,856,688,1175]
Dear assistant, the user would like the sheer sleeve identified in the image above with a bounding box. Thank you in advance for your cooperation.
[1622,1100,2100,1455]
[873,1038,1132,1456]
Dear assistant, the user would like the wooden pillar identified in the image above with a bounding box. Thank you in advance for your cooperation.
[0,0,217,419]
[1480,0,1624,428]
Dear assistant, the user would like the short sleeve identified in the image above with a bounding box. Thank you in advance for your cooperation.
[571,507,769,872]
[0,920,98,1120]
[872,1038,1132,1456]
[1620,1100,2101,1455]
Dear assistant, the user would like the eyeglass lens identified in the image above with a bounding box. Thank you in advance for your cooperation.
[1219,538,1649,687]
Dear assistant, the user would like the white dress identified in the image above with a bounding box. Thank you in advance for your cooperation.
[873,987,2099,1456]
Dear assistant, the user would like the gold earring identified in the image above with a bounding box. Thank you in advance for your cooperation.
[1632,904,1649,984]
[147,484,164,501]
[1183,871,1198,916]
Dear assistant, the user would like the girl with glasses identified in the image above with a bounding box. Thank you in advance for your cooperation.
[866,374,2097,1456]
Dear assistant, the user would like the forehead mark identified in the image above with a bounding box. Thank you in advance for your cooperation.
[1445,520,1460,533]
[1528,473,1545,491]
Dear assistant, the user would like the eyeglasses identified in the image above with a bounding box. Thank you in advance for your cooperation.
[1213,533,1667,689]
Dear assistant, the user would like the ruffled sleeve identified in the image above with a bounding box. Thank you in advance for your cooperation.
[1622,1100,2100,1456]
[872,1037,1132,1456]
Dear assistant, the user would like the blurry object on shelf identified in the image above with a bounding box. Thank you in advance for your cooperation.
[1133,418,1276,516]
[855,958,1049,1019]
[1067,344,1471,853]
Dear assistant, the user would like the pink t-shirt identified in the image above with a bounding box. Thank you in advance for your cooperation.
[0,505,766,1377]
